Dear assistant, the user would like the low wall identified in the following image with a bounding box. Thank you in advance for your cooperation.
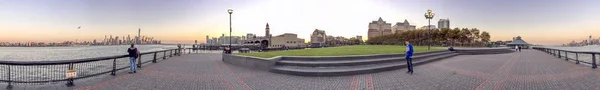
[223,48,514,71]
[280,50,448,60]
[453,47,514,55]
[222,54,279,71]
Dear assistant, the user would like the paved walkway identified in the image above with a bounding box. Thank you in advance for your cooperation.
[68,50,600,90]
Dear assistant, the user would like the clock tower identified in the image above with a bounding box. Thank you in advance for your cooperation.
[265,23,270,37]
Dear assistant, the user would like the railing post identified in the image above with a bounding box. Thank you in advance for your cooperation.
[189,49,191,54]
[593,54,597,69]
[558,50,561,58]
[111,58,116,76]
[137,54,142,68]
[575,53,579,64]
[6,65,12,89]
[565,52,568,60]
[66,63,74,87]
[163,51,167,59]
[153,52,157,63]
[170,50,173,57]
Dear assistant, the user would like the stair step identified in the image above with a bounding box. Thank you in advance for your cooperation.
[270,53,459,76]
[279,50,449,60]
[276,51,454,67]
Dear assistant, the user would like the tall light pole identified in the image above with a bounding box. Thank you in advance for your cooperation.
[228,8,233,53]
[424,9,435,50]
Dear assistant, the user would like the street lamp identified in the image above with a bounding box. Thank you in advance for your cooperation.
[227,8,233,54]
[424,9,435,50]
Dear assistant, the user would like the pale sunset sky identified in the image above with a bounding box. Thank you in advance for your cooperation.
[0,0,599,45]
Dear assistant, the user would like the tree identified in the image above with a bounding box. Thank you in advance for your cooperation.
[480,31,491,43]
[470,28,480,45]
[366,28,491,47]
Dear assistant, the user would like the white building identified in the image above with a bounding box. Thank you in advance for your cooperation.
[392,19,416,33]
[368,17,392,40]
[271,33,306,48]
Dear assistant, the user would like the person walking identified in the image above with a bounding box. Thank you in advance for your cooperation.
[127,44,140,74]
[518,46,522,52]
[404,41,414,74]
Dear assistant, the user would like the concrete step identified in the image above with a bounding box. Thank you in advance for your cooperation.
[276,51,454,67]
[279,50,449,61]
[270,53,459,76]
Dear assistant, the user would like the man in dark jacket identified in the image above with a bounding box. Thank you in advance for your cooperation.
[128,44,140,73]
[405,41,414,74]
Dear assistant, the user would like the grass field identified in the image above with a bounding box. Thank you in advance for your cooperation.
[236,45,445,58]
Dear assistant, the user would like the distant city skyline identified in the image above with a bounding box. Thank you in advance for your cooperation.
[1,0,599,45]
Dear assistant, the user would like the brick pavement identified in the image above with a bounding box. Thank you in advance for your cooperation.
[65,50,600,90]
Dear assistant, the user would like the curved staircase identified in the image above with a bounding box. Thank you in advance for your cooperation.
[269,50,459,76]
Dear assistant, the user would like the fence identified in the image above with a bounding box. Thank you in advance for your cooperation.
[532,47,600,68]
[0,48,185,89]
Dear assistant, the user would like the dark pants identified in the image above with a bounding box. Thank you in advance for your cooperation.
[406,56,413,72]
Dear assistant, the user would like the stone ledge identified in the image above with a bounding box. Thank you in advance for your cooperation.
[222,54,280,71]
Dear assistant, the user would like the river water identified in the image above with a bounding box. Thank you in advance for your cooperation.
[0,45,179,61]
[539,45,600,64]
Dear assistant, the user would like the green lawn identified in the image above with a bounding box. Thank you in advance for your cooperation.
[237,45,445,58]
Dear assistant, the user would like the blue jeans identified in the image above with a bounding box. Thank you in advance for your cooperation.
[405,56,413,72]
[130,57,137,72]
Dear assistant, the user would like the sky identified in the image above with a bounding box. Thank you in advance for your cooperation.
[0,0,599,45]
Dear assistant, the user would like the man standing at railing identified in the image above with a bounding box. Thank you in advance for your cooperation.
[128,44,140,74]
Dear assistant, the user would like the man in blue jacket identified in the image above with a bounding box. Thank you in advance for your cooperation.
[405,41,414,74]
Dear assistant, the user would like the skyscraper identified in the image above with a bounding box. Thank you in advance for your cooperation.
[138,28,141,44]
[438,18,450,29]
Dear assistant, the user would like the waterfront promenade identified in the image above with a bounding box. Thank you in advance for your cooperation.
[6,49,600,90]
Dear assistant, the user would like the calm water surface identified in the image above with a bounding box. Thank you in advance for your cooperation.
[0,45,178,61]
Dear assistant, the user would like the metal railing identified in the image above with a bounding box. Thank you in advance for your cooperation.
[532,47,600,68]
[0,48,186,89]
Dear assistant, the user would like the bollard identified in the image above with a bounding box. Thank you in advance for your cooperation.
[576,53,579,64]
[170,50,173,57]
[163,51,167,59]
[593,54,597,69]
[6,66,12,89]
[111,58,116,76]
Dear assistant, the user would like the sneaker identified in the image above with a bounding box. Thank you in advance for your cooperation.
[134,71,137,73]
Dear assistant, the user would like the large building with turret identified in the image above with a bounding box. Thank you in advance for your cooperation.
[368,17,392,40]
[391,19,416,33]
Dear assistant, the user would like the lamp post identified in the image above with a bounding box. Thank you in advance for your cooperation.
[228,8,233,54]
[424,9,435,50]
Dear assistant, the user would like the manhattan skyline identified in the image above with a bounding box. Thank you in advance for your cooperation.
[1,0,599,45]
